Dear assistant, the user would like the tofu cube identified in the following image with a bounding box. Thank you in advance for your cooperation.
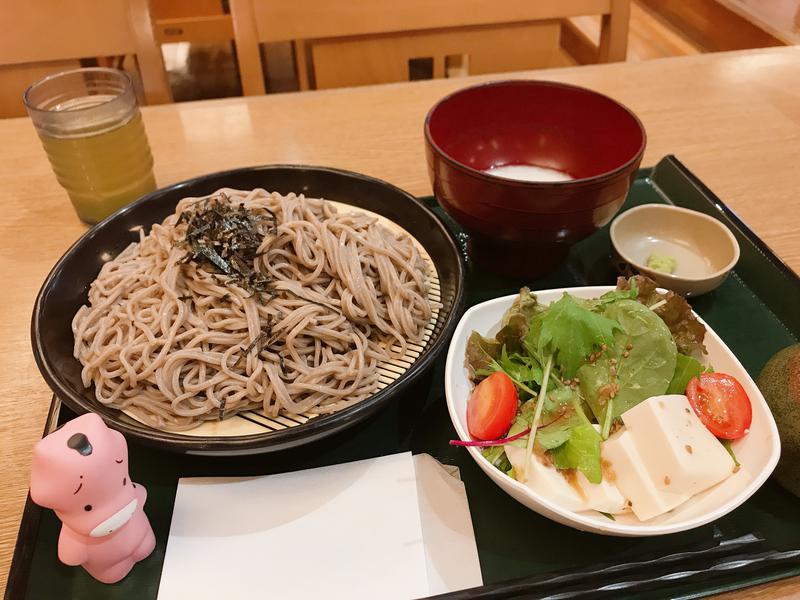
[622,395,735,496]
[574,471,628,514]
[505,445,628,514]
[504,445,586,513]
[602,429,690,521]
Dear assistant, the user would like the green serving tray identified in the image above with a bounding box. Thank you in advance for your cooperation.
[7,156,800,600]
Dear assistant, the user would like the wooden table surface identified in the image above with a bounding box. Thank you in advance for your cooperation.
[2,46,799,598]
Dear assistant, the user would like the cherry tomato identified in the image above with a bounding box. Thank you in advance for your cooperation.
[467,371,518,440]
[686,373,752,439]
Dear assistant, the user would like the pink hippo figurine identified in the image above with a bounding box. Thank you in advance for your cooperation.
[29,413,156,583]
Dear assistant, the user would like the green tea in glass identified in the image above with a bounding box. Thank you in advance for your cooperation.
[24,68,156,224]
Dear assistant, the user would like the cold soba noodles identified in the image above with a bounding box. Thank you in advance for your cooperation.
[72,189,434,431]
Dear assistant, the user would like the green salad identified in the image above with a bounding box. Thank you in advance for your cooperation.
[464,276,709,485]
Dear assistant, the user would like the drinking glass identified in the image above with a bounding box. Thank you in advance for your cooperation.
[24,68,156,224]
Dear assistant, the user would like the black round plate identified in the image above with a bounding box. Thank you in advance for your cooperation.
[32,165,465,455]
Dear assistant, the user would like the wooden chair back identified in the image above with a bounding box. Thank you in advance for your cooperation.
[230,0,630,93]
[0,0,170,117]
[151,0,234,45]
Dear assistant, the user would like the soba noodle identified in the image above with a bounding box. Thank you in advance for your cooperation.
[72,188,433,431]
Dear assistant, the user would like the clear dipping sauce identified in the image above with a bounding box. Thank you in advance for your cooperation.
[484,164,573,183]
[631,237,712,278]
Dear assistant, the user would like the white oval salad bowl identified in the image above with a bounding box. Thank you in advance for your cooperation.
[444,286,780,536]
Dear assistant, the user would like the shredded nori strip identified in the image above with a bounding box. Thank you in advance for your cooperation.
[177,194,275,302]
[219,397,226,421]
[175,196,284,422]
[234,316,277,368]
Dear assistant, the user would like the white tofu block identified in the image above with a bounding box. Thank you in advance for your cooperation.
[504,445,585,512]
[622,395,735,496]
[602,430,690,521]
[574,471,628,514]
[575,424,628,514]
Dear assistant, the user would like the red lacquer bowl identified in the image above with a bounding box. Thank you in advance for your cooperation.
[424,80,646,277]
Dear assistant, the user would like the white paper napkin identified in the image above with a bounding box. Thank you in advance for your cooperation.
[157,452,481,600]
[413,454,483,595]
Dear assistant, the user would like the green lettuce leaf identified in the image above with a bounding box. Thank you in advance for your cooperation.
[465,331,501,381]
[667,353,704,395]
[526,293,621,378]
[617,276,707,355]
[505,389,574,450]
[537,411,581,450]
[504,387,578,451]
[550,422,603,484]
[540,389,601,481]
[481,445,512,473]
[590,281,639,311]
[505,411,533,448]
[579,299,677,429]
[506,387,602,483]
[465,288,544,380]
[541,387,576,415]
[496,287,544,353]
[496,346,542,393]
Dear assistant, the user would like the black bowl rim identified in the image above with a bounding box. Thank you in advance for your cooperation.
[31,164,465,454]
[423,79,647,188]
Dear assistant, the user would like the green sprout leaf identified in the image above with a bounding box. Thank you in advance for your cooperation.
[527,293,621,378]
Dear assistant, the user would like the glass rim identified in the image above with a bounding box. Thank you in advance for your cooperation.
[23,67,134,115]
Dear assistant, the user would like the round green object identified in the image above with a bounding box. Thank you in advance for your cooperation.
[758,344,800,497]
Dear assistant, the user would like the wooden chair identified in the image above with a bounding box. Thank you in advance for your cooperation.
[229,0,630,92]
[0,0,170,118]
[151,0,234,45]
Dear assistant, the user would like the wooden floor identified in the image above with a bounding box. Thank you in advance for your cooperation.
[719,0,800,44]
[163,1,709,101]
[569,2,704,62]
